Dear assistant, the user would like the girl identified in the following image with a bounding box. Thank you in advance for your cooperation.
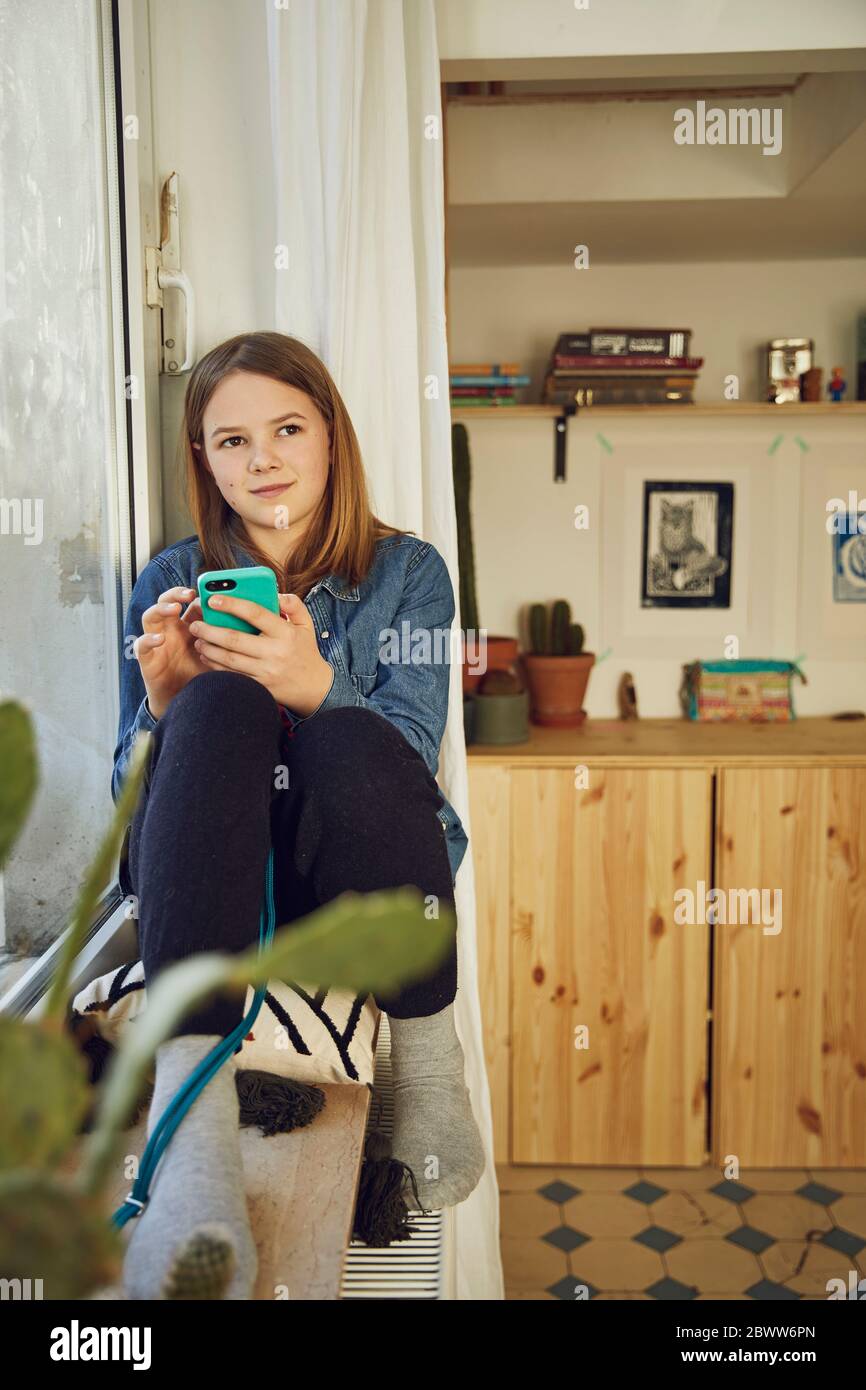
[112,331,484,1299]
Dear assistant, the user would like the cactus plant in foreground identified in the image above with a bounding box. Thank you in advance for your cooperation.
[0,701,455,1298]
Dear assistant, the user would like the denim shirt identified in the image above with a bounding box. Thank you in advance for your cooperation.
[112,531,469,883]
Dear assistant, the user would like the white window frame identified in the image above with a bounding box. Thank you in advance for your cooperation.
[116,0,165,574]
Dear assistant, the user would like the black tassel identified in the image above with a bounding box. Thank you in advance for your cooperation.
[235,1068,325,1136]
[351,1128,428,1247]
[66,1009,116,1085]
[65,1009,153,1132]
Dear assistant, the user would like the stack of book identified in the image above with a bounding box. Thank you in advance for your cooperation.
[450,362,531,406]
[543,329,702,407]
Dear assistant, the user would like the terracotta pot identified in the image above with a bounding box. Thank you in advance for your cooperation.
[472,690,529,745]
[485,635,519,671]
[461,633,518,694]
[523,653,595,727]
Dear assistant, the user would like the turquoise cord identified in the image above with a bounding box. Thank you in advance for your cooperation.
[110,849,276,1229]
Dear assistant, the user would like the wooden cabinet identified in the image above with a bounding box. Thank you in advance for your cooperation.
[511,768,711,1166]
[468,720,866,1169]
[714,767,866,1167]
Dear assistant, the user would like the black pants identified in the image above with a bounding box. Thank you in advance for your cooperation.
[121,670,458,1038]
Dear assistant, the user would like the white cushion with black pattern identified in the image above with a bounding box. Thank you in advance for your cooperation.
[70,960,377,1086]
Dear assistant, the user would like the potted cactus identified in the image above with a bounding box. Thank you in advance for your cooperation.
[522,600,595,727]
[452,423,519,701]
[472,668,529,745]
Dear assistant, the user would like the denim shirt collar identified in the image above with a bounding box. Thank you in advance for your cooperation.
[229,537,360,602]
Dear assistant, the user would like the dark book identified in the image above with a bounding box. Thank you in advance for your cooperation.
[544,381,695,406]
[589,328,692,357]
[553,354,702,372]
[553,366,700,383]
[553,332,592,356]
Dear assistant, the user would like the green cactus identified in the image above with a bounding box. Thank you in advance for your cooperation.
[529,603,549,655]
[452,424,480,634]
[0,1170,122,1299]
[528,604,586,657]
[551,600,571,655]
[0,1017,91,1173]
[0,701,38,869]
[478,669,523,697]
[42,732,152,1025]
[161,1226,235,1300]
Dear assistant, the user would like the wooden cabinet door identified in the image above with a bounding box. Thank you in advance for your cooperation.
[511,768,712,1165]
[714,768,866,1167]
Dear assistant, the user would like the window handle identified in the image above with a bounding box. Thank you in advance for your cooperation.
[156,266,196,373]
[145,172,196,374]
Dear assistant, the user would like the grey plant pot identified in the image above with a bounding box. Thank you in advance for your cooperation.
[472,690,530,745]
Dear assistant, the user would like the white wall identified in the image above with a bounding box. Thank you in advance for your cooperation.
[451,260,866,717]
[435,0,866,64]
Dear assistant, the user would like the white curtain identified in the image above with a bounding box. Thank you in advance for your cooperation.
[265,0,503,1300]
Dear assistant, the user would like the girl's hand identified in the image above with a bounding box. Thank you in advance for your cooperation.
[134,587,209,719]
[189,592,335,717]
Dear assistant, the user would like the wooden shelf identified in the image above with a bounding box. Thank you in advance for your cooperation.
[466,717,866,768]
[451,402,866,421]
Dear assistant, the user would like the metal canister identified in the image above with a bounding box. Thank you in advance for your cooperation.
[766,339,813,403]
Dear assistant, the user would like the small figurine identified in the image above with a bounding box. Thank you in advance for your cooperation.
[828,366,847,403]
[617,671,639,720]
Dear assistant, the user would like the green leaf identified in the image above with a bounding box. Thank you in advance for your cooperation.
[0,1170,121,1299]
[42,732,151,1023]
[0,1018,92,1172]
[0,701,38,868]
[233,886,455,996]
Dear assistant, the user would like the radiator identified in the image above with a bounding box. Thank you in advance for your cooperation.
[340,1014,455,1300]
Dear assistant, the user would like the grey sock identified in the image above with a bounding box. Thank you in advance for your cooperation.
[388,1003,486,1211]
[122,1034,257,1300]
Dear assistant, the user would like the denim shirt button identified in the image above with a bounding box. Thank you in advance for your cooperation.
[321,630,329,638]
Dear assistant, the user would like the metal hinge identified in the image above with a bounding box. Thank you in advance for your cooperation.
[145,172,196,374]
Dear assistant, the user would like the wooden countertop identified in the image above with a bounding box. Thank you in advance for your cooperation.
[466,717,866,768]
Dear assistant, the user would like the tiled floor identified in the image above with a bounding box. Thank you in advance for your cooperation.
[498,1164,866,1300]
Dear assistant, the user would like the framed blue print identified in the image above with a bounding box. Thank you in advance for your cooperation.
[832,513,866,602]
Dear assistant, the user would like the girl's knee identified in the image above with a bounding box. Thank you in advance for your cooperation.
[161,670,279,732]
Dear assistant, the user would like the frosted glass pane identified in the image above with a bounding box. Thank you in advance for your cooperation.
[0,0,126,952]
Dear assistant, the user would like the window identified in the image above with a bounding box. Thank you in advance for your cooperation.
[0,0,134,956]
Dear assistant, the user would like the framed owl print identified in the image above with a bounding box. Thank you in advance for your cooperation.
[641,481,734,608]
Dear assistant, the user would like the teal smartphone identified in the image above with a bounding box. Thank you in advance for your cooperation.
[197,566,279,635]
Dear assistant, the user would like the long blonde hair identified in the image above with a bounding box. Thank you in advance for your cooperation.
[181,331,409,596]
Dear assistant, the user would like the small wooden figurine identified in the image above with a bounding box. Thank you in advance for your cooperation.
[617,671,639,720]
